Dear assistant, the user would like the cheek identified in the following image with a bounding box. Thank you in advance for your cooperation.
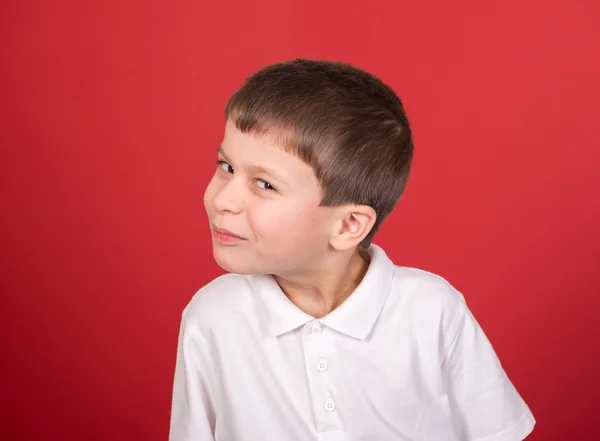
[251,203,322,241]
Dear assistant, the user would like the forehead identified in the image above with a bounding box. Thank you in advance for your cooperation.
[221,120,320,190]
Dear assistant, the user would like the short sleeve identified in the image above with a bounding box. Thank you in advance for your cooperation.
[443,300,536,441]
[169,319,216,441]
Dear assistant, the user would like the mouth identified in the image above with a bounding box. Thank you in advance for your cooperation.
[212,225,247,244]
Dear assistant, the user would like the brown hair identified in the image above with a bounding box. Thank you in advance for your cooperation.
[224,59,414,249]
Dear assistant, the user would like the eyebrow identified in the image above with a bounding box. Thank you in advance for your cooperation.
[218,145,287,183]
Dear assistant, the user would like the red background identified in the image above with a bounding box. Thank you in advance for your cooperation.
[1,1,599,440]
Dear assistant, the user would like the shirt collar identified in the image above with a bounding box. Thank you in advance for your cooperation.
[248,273,315,336]
[247,244,395,340]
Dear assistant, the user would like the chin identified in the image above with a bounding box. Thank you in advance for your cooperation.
[212,245,259,275]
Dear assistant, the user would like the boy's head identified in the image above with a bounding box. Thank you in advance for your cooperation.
[204,59,414,276]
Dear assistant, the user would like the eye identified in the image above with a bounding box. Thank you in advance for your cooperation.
[216,160,234,174]
[256,179,275,191]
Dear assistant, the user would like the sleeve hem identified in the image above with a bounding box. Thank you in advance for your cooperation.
[473,411,536,441]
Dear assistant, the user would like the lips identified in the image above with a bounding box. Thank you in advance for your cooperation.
[213,226,244,238]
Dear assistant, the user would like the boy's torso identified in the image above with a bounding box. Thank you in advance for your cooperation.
[181,246,466,441]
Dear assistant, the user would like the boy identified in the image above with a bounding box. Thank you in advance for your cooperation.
[169,59,535,441]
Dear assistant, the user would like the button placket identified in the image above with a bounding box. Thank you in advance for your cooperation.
[302,321,343,433]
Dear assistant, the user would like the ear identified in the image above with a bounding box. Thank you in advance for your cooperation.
[329,205,377,251]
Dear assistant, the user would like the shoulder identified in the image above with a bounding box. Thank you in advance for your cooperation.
[389,266,468,325]
[181,273,254,331]
[384,266,476,358]
[392,266,465,302]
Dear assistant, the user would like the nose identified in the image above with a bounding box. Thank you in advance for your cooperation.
[212,179,244,215]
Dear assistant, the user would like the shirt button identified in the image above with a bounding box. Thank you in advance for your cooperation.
[316,359,328,372]
[324,398,336,412]
[310,324,323,334]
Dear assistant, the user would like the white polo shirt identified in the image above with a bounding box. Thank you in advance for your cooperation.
[169,244,535,441]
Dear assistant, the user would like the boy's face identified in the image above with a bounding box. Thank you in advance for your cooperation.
[204,120,336,276]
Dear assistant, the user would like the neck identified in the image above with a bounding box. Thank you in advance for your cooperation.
[273,248,371,318]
